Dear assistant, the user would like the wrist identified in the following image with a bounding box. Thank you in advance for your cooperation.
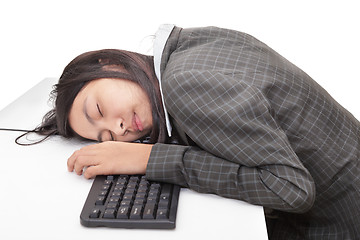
[138,143,153,174]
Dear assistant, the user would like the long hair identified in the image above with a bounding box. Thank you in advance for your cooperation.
[17,49,167,145]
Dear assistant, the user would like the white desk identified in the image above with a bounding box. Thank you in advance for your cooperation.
[0,78,268,240]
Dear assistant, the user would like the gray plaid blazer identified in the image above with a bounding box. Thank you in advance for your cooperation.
[146,26,360,239]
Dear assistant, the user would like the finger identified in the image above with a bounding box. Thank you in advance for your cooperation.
[83,165,104,179]
[67,147,97,172]
[73,155,99,175]
[67,150,80,172]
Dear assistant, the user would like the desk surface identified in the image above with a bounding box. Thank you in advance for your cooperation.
[0,78,268,240]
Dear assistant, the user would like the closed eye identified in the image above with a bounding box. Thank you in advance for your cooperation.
[109,131,114,141]
[97,104,103,117]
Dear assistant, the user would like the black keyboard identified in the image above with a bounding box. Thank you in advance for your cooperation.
[80,175,181,229]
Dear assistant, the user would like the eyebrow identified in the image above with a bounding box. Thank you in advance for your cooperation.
[83,97,103,142]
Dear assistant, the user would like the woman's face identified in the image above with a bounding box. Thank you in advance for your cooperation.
[68,78,153,142]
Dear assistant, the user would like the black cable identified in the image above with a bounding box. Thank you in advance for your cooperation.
[0,128,33,132]
[0,127,51,146]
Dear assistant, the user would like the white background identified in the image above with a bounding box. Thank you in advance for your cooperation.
[1,0,359,117]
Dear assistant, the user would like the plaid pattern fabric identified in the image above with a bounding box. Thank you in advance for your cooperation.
[146,26,360,239]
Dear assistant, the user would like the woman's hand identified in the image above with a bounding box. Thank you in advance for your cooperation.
[67,141,153,179]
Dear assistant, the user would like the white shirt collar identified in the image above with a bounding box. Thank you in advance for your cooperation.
[153,24,175,137]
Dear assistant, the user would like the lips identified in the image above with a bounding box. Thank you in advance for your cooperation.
[132,113,144,132]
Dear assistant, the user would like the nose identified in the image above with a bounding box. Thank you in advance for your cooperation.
[111,118,127,136]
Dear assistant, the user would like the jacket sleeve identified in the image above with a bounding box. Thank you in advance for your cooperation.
[146,70,316,213]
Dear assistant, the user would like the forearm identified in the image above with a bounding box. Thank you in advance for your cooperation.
[146,143,315,213]
[68,141,153,178]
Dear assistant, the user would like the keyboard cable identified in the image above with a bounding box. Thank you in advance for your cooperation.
[0,128,51,146]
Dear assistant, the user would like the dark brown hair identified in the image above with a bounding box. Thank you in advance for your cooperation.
[17,49,167,145]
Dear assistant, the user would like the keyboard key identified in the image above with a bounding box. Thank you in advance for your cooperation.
[106,175,115,181]
[130,205,143,219]
[129,176,140,183]
[101,184,111,191]
[148,189,160,199]
[122,194,134,202]
[143,203,156,219]
[89,208,101,218]
[117,206,130,219]
[113,186,124,192]
[107,202,118,209]
[116,178,127,185]
[109,197,120,204]
[160,194,170,201]
[137,187,147,195]
[158,198,170,209]
[103,180,112,185]
[95,196,106,205]
[99,190,108,197]
[156,209,169,219]
[103,209,116,219]
[120,200,131,207]
[139,181,149,189]
[134,197,145,206]
[125,188,136,195]
[150,183,161,190]
[111,191,123,198]
[126,183,137,189]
